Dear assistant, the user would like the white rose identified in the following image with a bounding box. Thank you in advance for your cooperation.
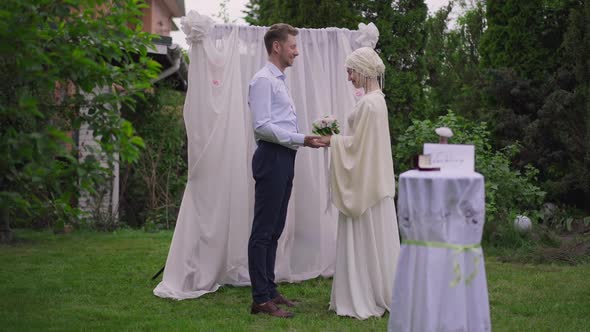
[435,127,454,138]
[313,119,324,128]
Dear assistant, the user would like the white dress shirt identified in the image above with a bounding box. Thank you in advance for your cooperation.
[248,62,305,150]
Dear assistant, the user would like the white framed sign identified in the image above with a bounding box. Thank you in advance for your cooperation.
[423,143,475,172]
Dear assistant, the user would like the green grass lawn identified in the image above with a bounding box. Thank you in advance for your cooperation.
[1,229,589,331]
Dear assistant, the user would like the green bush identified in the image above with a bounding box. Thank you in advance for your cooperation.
[119,87,187,229]
[395,111,546,246]
[0,0,159,237]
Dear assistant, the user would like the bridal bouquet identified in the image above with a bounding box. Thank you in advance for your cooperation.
[312,115,340,136]
[312,115,339,214]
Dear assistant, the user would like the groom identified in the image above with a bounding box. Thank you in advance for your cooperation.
[247,23,325,318]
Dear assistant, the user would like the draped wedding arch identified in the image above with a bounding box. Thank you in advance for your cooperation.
[154,11,380,300]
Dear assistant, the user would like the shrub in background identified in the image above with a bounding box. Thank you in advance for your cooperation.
[0,0,158,240]
[395,111,546,247]
[119,87,187,230]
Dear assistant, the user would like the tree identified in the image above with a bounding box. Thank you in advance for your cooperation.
[479,0,557,81]
[480,0,589,211]
[245,0,361,29]
[0,0,160,240]
[357,0,429,141]
[524,0,590,211]
[478,0,574,145]
[215,0,235,24]
[423,1,487,120]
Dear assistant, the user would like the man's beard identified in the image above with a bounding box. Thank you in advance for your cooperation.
[281,54,293,68]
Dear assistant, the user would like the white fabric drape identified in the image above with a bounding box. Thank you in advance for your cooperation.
[154,13,376,300]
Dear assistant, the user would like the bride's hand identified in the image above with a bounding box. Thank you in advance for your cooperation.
[319,135,331,147]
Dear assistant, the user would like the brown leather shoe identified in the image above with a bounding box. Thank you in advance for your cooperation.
[250,301,294,318]
[271,294,298,307]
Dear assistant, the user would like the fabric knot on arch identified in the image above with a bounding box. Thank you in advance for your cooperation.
[181,10,215,45]
[355,22,379,49]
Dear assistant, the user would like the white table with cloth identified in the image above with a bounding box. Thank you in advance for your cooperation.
[388,170,491,332]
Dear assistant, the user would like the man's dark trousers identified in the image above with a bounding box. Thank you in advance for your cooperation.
[248,140,296,304]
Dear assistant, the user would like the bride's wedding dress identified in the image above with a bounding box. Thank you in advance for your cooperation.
[329,90,400,319]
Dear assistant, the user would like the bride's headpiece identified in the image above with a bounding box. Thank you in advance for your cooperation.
[345,47,385,88]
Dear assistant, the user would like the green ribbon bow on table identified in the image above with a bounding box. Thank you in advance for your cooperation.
[402,240,482,287]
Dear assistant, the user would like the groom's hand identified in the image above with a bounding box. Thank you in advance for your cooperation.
[304,135,326,148]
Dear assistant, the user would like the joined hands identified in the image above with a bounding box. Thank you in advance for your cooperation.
[318,135,331,147]
[304,135,329,148]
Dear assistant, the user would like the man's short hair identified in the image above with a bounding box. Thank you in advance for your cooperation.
[264,23,298,55]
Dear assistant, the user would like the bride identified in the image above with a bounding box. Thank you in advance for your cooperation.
[319,47,400,320]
